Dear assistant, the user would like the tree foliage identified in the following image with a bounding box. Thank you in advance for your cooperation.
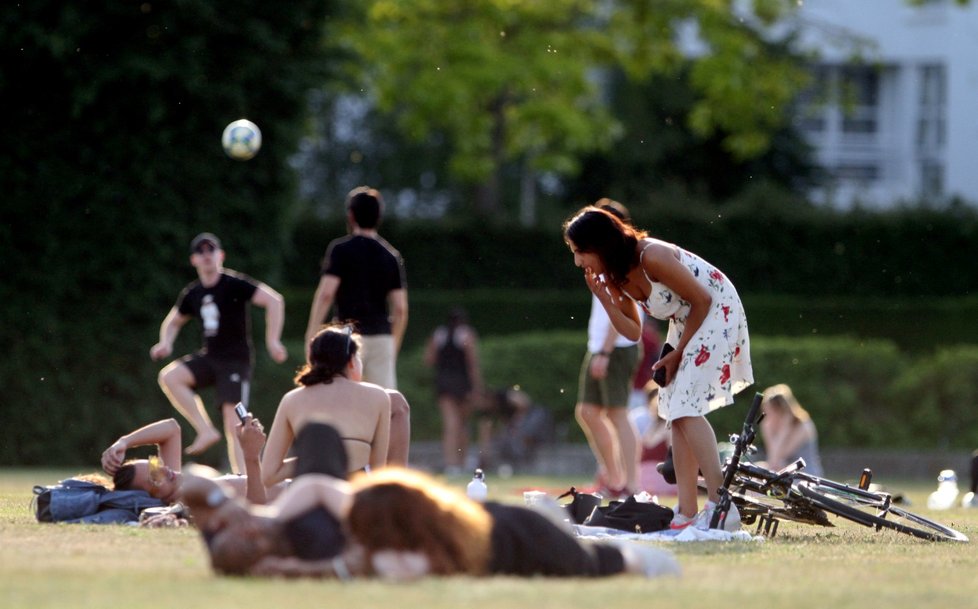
[0,0,335,464]
[336,0,810,214]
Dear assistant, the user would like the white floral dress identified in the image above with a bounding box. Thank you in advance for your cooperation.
[631,240,753,421]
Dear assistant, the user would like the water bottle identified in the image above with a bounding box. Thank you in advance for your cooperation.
[466,468,488,502]
[926,469,959,510]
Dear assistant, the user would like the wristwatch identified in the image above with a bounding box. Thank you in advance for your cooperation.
[205,487,227,508]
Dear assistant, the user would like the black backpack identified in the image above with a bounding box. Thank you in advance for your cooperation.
[583,495,674,533]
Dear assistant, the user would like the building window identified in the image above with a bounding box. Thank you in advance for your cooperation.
[839,66,879,135]
[796,64,881,139]
[795,63,883,197]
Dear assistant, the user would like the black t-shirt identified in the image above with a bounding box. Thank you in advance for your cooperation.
[321,235,406,335]
[176,270,259,361]
[483,502,625,577]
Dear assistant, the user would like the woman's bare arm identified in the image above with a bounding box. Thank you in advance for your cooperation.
[102,418,182,475]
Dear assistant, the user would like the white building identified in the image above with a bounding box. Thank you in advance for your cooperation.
[789,0,978,208]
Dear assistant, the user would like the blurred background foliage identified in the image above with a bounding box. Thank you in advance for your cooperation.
[2,0,976,466]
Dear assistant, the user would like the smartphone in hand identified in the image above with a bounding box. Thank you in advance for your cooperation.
[651,343,675,387]
[234,402,250,423]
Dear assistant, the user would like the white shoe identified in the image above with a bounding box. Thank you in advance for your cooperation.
[961,491,978,508]
[669,511,695,530]
[698,500,741,532]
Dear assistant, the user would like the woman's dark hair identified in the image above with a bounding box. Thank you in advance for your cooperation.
[113,462,136,491]
[562,205,647,286]
[295,324,360,386]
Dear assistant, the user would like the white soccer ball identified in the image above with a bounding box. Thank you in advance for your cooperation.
[221,119,262,161]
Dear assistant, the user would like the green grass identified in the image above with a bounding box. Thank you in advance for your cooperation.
[3,469,978,609]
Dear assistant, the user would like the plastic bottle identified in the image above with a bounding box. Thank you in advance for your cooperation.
[466,468,488,502]
[926,469,959,510]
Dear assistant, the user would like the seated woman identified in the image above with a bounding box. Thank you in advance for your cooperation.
[760,384,824,477]
[260,325,396,486]
[184,467,680,580]
[103,416,279,505]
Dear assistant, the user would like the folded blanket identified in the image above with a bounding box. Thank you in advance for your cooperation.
[573,523,761,543]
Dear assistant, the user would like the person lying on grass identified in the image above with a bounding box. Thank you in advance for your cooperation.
[101,417,282,505]
[183,467,681,580]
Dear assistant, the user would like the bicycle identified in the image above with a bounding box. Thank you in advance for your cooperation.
[709,392,969,542]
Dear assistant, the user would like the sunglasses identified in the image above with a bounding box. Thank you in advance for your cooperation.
[193,243,217,255]
[147,455,167,488]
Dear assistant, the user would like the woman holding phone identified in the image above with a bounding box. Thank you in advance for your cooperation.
[562,205,752,531]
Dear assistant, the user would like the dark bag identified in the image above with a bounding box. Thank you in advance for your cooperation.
[557,487,603,525]
[583,495,674,533]
[32,478,165,524]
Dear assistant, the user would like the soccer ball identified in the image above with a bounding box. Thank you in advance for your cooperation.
[221,119,262,161]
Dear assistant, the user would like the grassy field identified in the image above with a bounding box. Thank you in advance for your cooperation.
[3,468,978,609]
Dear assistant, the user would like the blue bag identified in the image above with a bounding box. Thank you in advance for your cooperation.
[32,478,166,524]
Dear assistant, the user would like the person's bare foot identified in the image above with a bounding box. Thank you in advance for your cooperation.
[185,428,222,455]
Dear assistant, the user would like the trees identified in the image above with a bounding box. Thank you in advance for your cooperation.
[0,1,336,464]
[337,0,810,219]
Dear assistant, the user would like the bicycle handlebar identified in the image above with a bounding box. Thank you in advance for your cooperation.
[744,390,763,427]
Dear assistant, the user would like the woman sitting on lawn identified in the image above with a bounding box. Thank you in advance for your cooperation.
[760,384,824,477]
[260,324,397,486]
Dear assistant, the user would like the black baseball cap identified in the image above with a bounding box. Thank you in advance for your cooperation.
[190,232,222,253]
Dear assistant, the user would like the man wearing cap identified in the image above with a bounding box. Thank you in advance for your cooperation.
[151,233,288,474]
[305,187,410,464]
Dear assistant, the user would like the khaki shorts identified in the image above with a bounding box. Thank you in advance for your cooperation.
[359,334,397,389]
[578,345,640,407]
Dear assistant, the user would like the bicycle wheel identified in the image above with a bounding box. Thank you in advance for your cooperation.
[797,480,969,542]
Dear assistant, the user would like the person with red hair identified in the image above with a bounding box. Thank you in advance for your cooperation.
[185,467,680,580]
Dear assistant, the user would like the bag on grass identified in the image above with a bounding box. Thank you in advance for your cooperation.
[32,478,165,524]
[583,495,674,533]
[557,487,603,524]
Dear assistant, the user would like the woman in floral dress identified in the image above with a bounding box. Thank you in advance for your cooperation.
[563,206,752,530]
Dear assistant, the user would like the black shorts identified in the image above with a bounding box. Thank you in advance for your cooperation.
[180,353,252,407]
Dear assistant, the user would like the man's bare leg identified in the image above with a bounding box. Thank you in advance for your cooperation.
[158,361,221,454]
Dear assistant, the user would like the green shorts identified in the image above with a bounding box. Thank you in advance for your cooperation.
[578,344,640,408]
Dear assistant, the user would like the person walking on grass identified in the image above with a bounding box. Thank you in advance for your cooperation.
[563,205,753,531]
[151,232,287,474]
[424,307,484,474]
[305,187,410,464]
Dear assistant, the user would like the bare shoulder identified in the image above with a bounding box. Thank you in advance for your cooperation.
[639,238,679,261]
[277,387,304,408]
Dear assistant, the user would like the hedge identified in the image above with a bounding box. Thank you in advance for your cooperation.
[396,333,978,451]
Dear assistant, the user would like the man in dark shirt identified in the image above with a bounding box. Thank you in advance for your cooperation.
[151,232,288,474]
[305,187,410,464]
